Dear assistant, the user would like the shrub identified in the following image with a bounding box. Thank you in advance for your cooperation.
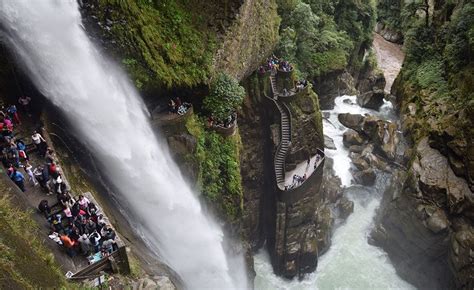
[203,73,245,120]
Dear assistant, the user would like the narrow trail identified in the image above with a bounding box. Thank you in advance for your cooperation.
[373,33,404,93]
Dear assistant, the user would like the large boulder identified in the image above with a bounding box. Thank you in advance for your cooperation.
[353,168,376,186]
[338,113,365,132]
[357,70,386,94]
[337,196,354,220]
[357,89,385,110]
[343,129,365,147]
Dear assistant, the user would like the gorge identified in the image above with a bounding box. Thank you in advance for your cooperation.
[0,0,472,289]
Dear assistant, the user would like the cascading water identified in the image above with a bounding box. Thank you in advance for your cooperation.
[254,96,414,289]
[0,1,247,288]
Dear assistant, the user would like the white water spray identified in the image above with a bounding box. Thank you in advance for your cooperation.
[0,1,247,288]
[254,96,414,289]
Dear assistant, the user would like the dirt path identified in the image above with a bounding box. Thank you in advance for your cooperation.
[372,33,405,92]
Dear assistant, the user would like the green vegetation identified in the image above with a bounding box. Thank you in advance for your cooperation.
[376,0,403,32]
[398,2,473,108]
[276,0,376,78]
[203,73,245,120]
[93,0,215,89]
[0,194,67,289]
[186,115,243,220]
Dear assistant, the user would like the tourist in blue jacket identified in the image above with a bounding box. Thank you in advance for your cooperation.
[10,169,25,192]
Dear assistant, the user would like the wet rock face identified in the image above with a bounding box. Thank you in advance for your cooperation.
[356,89,385,110]
[338,113,365,132]
[372,138,474,289]
[356,70,386,95]
[343,129,365,147]
[314,71,357,110]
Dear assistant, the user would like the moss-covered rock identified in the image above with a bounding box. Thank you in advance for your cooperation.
[0,177,68,289]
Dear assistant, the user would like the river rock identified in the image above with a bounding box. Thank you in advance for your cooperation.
[425,209,449,233]
[321,158,343,203]
[137,278,158,290]
[362,116,385,145]
[357,70,386,94]
[324,134,336,150]
[338,113,364,131]
[337,196,354,220]
[348,144,365,154]
[153,276,176,290]
[352,156,369,171]
[342,129,364,147]
[353,168,376,186]
[450,228,474,289]
[357,89,385,110]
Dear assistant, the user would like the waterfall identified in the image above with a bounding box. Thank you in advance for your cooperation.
[0,1,247,288]
[254,96,414,289]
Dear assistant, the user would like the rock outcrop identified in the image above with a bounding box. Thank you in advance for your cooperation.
[371,138,474,289]
[356,89,385,110]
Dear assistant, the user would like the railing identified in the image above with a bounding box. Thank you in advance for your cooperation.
[211,118,238,137]
[278,149,325,204]
[70,246,130,280]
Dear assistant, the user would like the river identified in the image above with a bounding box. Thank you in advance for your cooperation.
[254,36,412,289]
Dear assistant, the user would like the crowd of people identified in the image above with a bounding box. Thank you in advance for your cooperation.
[207,112,237,129]
[296,79,309,91]
[167,97,192,115]
[259,55,294,74]
[283,151,324,191]
[284,173,307,190]
[1,97,118,263]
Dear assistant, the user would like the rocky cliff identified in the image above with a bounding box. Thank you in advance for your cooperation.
[372,1,474,288]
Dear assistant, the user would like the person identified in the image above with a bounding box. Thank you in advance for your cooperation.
[45,148,55,164]
[78,233,91,255]
[4,116,13,131]
[24,160,38,186]
[31,131,46,154]
[175,97,182,108]
[49,161,58,176]
[10,169,26,192]
[60,234,77,257]
[18,95,32,116]
[89,231,101,253]
[168,99,176,114]
[16,139,28,161]
[51,214,63,233]
[85,219,97,235]
[78,195,90,210]
[7,105,20,125]
[38,199,51,218]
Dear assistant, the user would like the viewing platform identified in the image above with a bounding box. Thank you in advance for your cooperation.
[211,118,238,137]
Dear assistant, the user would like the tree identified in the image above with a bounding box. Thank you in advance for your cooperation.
[203,73,245,120]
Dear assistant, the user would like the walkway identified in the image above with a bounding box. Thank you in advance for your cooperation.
[264,69,325,192]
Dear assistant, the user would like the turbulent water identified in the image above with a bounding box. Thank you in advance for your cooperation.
[0,1,247,288]
[254,96,414,289]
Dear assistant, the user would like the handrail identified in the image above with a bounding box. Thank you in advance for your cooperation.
[264,69,325,198]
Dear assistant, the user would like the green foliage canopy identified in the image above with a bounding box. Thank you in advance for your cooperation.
[203,73,245,120]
